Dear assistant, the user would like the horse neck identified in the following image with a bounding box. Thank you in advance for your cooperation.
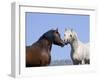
[37,38,52,51]
[70,36,79,52]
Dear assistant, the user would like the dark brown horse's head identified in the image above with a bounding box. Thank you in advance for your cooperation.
[43,28,64,47]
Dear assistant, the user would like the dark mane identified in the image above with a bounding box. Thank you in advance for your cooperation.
[38,30,55,41]
[26,29,64,67]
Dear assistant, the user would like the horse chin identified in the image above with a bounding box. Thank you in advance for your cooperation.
[60,43,65,47]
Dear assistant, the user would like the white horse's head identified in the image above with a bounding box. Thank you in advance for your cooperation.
[64,28,77,45]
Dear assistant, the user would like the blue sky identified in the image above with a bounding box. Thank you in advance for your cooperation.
[25,12,89,61]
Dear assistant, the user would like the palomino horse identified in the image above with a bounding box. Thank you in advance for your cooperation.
[26,28,64,67]
[64,28,90,65]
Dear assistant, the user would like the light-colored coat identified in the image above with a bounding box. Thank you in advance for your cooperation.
[64,29,90,65]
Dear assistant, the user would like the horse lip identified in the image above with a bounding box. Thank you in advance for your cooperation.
[60,41,65,47]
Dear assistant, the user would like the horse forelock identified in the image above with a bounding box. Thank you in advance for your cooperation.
[64,29,78,44]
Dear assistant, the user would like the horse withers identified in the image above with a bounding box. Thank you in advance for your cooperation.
[26,28,64,67]
[64,28,90,65]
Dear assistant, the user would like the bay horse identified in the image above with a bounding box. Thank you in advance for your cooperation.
[26,28,64,67]
[64,28,90,65]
